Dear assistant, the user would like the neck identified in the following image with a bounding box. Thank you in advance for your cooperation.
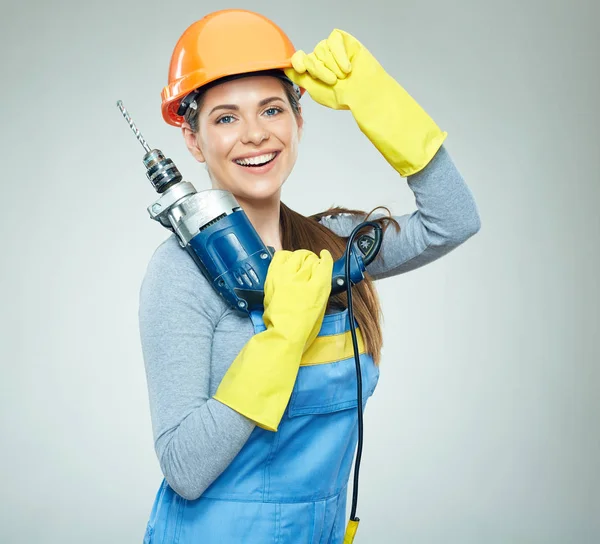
[236,192,283,252]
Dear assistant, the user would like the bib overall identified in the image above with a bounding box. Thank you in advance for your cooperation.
[143,309,379,543]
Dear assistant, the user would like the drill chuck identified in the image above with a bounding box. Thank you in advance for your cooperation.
[143,148,183,193]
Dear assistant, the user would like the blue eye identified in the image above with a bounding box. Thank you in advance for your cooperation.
[264,107,282,117]
[217,115,235,124]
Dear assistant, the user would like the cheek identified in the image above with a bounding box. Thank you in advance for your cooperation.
[276,120,299,150]
[199,126,238,163]
[285,127,300,159]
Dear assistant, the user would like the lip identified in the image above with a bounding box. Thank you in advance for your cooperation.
[232,150,281,175]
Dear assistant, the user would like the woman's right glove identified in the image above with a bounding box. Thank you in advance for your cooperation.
[213,249,333,432]
[285,29,447,177]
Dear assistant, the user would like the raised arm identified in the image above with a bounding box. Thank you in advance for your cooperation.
[286,30,480,278]
[320,145,481,280]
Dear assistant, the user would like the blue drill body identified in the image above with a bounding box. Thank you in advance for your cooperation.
[185,208,368,313]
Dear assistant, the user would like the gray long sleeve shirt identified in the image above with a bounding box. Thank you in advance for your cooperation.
[138,145,481,501]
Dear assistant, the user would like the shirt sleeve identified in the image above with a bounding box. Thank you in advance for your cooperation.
[138,236,256,501]
[318,145,481,280]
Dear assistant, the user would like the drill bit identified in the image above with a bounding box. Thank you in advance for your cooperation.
[116,100,151,153]
[117,99,183,192]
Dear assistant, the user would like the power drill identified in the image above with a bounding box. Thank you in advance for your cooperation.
[117,101,382,313]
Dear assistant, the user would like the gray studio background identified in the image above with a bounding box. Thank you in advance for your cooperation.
[1,0,598,542]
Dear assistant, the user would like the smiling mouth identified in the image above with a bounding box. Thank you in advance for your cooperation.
[234,152,279,167]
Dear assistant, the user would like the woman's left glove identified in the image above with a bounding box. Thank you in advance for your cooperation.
[213,249,333,432]
[285,29,447,176]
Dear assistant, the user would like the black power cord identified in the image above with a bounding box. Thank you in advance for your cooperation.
[343,220,382,524]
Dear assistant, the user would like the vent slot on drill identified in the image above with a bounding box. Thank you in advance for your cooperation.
[199,213,227,232]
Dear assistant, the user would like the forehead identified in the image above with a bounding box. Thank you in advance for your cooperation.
[201,75,286,107]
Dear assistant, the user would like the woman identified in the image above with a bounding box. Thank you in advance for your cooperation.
[139,9,480,544]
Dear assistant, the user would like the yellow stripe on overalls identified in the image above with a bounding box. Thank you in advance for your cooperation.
[300,329,366,366]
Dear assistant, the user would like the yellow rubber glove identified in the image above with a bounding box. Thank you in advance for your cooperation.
[213,249,333,432]
[284,29,447,177]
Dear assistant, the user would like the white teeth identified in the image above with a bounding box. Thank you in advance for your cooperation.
[235,152,277,166]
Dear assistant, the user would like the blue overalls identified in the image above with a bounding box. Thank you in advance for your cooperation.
[143,308,380,543]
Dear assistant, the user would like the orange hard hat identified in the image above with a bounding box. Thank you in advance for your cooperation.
[161,9,302,127]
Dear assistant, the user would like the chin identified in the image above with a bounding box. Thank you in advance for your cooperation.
[234,180,284,202]
[241,187,282,203]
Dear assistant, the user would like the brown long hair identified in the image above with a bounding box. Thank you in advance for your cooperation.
[183,71,400,364]
[280,203,399,365]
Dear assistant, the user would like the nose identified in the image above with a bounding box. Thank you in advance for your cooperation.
[241,117,269,146]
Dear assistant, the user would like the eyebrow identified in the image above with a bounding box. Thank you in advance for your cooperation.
[208,96,286,116]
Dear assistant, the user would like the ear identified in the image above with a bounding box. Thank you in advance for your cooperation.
[296,108,304,142]
[181,121,206,163]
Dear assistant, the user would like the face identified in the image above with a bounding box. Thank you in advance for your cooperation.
[182,76,303,204]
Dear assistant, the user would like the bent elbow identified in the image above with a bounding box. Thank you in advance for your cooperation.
[158,445,208,501]
[161,461,206,501]
[173,484,204,502]
[446,205,481,246]
[462,210,482,240]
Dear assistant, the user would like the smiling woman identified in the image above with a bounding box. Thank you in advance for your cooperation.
[139,8,480,544]
[181,75,303,211]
